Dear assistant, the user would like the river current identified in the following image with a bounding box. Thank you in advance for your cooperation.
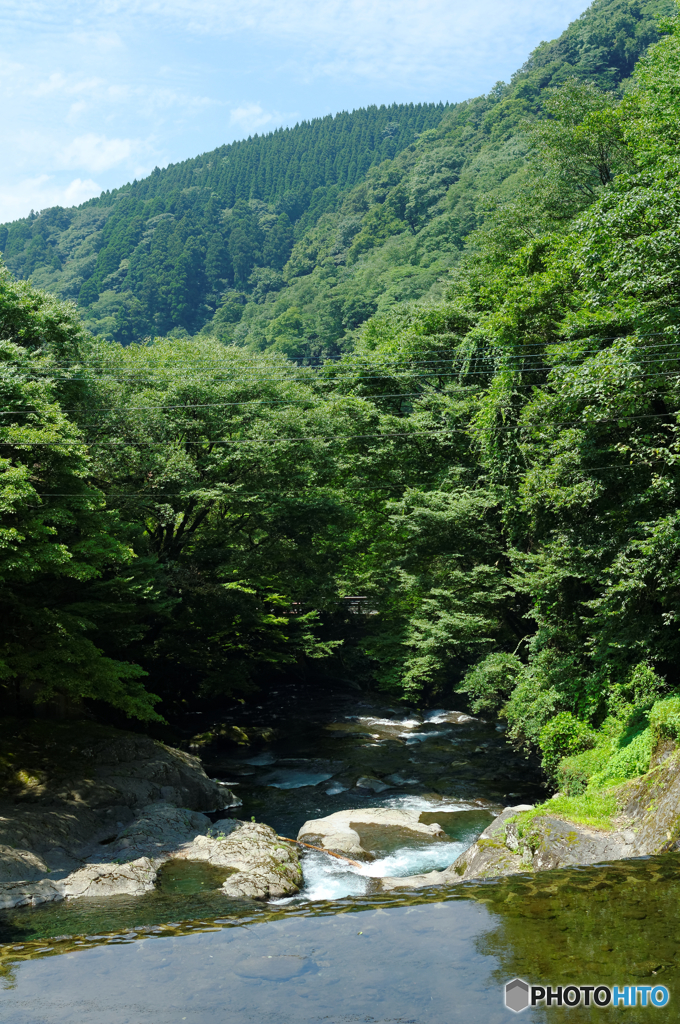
[2,684,679,1021]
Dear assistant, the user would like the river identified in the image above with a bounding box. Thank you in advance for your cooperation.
[1,683,679,1021]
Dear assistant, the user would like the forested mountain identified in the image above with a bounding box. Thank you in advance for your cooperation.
[4,0,680,795]
[0,0,672,353]
[0,103,449,344]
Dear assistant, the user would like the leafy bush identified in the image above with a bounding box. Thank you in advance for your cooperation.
[503,672,560,750]
[608,663,667,718]
[649,695,680,742]
[557,746,611,796]
[538,712,596,780]
[457,652,522,713]
[590,726,653,787]
[558,709,660,793]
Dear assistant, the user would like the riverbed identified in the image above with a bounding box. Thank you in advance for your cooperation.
[2,686,679,1021]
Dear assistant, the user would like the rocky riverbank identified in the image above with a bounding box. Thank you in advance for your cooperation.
[0,723,302,908]
[379,741,680,889]
[7,709,679,910]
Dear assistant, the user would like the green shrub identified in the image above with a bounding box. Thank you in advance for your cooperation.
[557,746,611,796]
[503,673,560,749]
[458,652,522,714]
[539,711,597,780]
[590,726,653,787]
[608,663,667,718]
[649,694,680,742]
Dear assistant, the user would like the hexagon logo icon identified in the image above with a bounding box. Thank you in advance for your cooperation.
[505,978,530,1012]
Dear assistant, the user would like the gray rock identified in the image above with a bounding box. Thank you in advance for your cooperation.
[620,746,680,853]
[97,802,213,863]
[355,776,391,793]
[0,845,52,884]
[0,728,306,910]
[380,747,680,888]
[0,858,157,910]
[298,808,445,857]
[0,732,240,883]
[0,803,301,909]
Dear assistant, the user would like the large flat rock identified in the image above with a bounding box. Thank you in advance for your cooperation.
[0,725,303,909]
[298,807,445,857]
[0,728,241,888]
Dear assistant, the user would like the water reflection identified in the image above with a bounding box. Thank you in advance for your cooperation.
[2,854,680,1021]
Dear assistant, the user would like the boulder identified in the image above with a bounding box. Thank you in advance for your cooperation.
[0,725,294,909]
[0,730,241,886]
[213,823,303,898]
[0,803,301,909]
[0,858,157,910]
[382,749,680,888]
[297,807,445,857]
[355,776,391,793]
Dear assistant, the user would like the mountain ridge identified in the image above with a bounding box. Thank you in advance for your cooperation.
[0,0,674,352]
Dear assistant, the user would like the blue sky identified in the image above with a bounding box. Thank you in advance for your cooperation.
[0,0,589,223]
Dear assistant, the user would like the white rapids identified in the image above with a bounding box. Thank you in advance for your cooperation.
[277,840,469,903]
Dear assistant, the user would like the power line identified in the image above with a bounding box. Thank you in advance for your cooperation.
[0,428,459,447]
[31,332,680,370]
[3,409,680,448]
[13,348,680,387]
[20,459,680,503]
[0,390,448,416]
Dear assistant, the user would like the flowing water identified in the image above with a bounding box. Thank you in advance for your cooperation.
[2,685,679,1021]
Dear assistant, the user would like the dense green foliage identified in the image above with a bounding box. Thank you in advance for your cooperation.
[3,0,680,803]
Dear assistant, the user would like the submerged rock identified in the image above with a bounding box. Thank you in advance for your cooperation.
[298,807,446,857]
[355,776,391,793]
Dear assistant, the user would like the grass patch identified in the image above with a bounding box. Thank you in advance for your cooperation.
[509,789,620,834]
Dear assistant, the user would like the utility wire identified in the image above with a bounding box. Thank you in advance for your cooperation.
[14,347,680,385]
[22,459,680,503]
[33,332,680,369]
[3,410,680,447]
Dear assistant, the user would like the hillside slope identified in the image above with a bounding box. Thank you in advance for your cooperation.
[0,0,673,352]
[0,104,449,342]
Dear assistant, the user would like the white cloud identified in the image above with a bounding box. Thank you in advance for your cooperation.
[229,103,284,133]
[5,0,586,83]
[32,72,105,97]
[67,100,89,121]
[58,133,134,172]
[69,30,124,52]
[140,88,218,116]
[0,175,102,222]
[118,0,584,82]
